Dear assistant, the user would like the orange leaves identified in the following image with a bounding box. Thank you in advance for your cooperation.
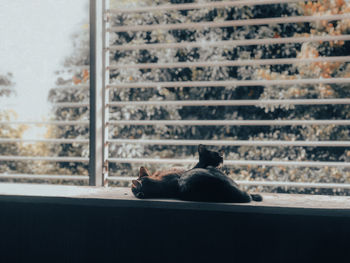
[287,87,308,98]
[72,69,89,85]
[319,84,334,97]
[289,88,302,97]
[301,0,350,41]
[321,72,331,78]
[319,61,340,78]
[257,69,297,81]
[273,32,281,38]
[301,1,328,15]
[82,69,89,82]
[316,61,333,78]
[311,49,319,58]
[72,76,82,85]
[297,43,341,80]
[336,0,345,8]
[302,0,346,15]
[318,5,326,12]
[257,69,272,80]
[312,61,338,78]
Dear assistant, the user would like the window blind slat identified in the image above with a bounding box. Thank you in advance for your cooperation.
[109,56,350,70]
[0,138,89,143]
[109,0,303,14]
[0,174,89,181]
[108,99,350,107]
[107,139,350,147]
[105,1,350,191]
[108,78,350,89]
[0,156,89,162]
[107,158,350,168]
[107,120,350,126]
[0,121,89,125]
[109,35,350,51]
[110,14,350,32]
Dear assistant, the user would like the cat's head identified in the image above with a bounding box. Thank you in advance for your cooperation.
[198,144,224,168]
[131,166,151,199]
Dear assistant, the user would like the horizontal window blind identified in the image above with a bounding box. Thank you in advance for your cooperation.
[2,0,350,194]
[105,0,350,194]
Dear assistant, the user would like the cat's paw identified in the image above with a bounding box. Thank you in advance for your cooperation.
[250,194,263,202]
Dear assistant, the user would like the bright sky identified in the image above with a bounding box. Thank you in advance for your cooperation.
[0,0,88,138]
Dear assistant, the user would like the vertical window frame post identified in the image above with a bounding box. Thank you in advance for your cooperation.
[104,0,110,186]
[89,0,106,186]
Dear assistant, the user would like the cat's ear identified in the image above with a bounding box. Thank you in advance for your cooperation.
[132,180,141,188]
[198,144,207,154]
[139,166,150,178]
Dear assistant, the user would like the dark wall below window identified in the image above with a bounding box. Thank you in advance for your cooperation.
[0,195,349,263]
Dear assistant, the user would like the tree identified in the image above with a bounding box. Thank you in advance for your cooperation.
[46,0,350,194]
[0,73,30,179]
[242,0,350,195]
[45,30,90,183]
[108,0,350,194]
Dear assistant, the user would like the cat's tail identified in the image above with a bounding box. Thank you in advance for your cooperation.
[250,194,263,202]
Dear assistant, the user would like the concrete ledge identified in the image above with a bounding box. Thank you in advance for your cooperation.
[0,183,349,216]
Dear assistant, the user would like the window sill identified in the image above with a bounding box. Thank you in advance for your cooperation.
[0,183,349,216]
[0,183,349,262]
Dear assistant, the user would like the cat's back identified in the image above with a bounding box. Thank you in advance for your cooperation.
[178,168,241,202]
[180,167,232,183]
[152,167,186,179]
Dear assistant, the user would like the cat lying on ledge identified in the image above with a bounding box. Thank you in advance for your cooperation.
[131,145,262,203]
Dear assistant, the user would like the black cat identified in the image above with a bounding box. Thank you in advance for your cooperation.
[193,144,224,169]
[131,145,262,203]
[150,144,223,178]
